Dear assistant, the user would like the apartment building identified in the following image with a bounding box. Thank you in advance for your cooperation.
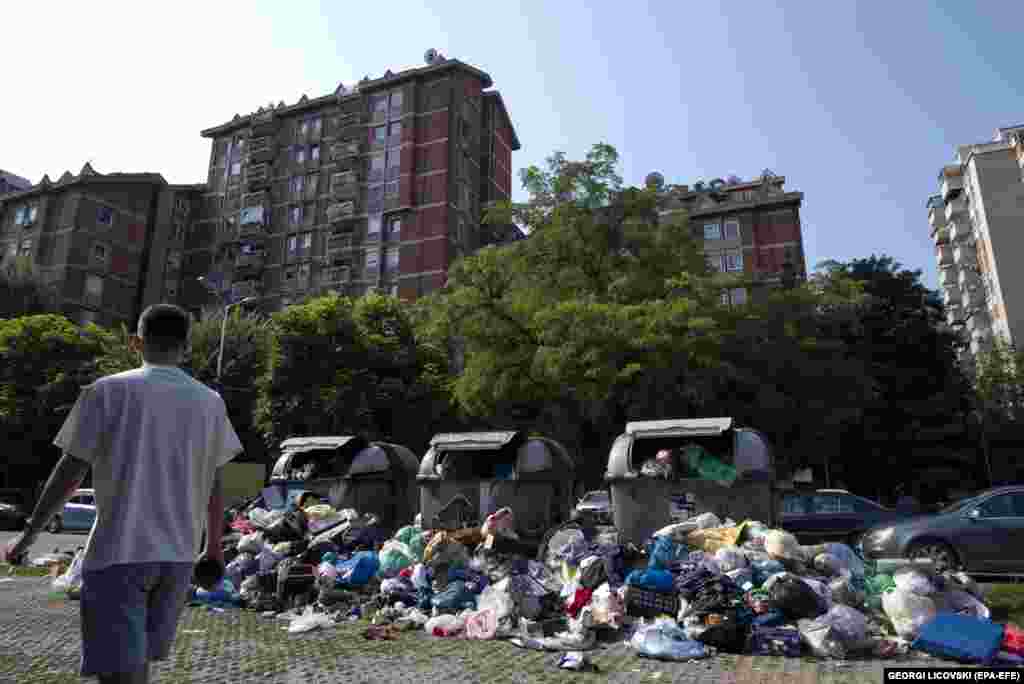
[0,169,31,196]
[655,170,807,304]
[0,163,203,328]
[928,124,1024,365]
[181,51,520,315]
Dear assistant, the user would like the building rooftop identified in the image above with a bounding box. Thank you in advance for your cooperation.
[201,56,503,139]
[0,169,32,191]
[0,163,168,202]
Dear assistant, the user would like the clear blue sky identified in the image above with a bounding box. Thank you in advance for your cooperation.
[5,1,1022,289]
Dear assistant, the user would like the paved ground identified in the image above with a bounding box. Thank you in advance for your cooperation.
[0,531,89,559]
[1,572,969,684]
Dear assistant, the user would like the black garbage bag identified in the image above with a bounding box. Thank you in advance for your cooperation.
[264,510,308,544]
[303,541,340,565]
[769,576,825,620]
[695,619,748,654]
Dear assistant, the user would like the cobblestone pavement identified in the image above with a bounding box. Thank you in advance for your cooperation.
[0,575,965,684]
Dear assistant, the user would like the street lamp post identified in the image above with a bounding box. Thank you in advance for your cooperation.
[197,276,257,382]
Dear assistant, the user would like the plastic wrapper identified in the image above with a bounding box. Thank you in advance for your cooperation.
[798,604,869,658]
[337,551,379,587]
[626,568,674,593]
[893,568,937,596]
[715,547,749,573]
[764,530,805,564]
[425,613,466,637]
[882,588,937,640]
[630,618,710,661]
[286,606,335,634]
[51,550,84,594]
[237,532,265,555]
[379,540,417,576]
[465,608,498,639]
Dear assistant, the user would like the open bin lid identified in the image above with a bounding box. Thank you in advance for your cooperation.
[625,418,732,438]
[271,435,369,481]
[419,430,525,480]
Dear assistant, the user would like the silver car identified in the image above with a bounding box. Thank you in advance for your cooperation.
[47,488,97,533]
[573,490,612,523]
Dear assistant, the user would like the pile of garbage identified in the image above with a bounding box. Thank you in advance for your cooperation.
[40,503,1024,668]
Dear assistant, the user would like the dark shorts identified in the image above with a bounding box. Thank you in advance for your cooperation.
[80,562,194,677]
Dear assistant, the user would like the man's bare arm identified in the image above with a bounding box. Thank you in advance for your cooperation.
[205,467,225,561]
[24,453,91,541]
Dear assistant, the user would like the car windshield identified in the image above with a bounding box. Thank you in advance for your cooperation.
[584,492,608,503]
[939,496,980,514]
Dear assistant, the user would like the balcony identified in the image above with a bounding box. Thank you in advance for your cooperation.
[331,140,364,161]
[942,286,962,309]
[940,171,963,202]
[936,244,953,267]
[246,136,276,165]
[952,242,977,267]
[949,220,973,243]
[321,266,351,285]
[962,286,987,310]
[230,280,260,301]
[932,225,950,246]
[938,266,959,290]
[959,267,981,291]
[944,195,967,223]
[326,230,354,251]
[327,201,356,223]
[331,171,361,199]
[235,250,265,272]
[246,163,271,191]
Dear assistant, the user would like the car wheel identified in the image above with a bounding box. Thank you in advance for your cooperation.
[906,540,958,573]
[46,516,62,534]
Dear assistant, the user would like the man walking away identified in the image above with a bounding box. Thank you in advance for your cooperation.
[4,304,243,683]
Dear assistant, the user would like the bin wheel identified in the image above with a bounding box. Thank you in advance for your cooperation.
[47,516,62,534]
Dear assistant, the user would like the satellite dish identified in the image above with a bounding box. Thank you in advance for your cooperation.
[645,171,665,190]
[761,169,775,180]
[424,48,439,64]
[693,181,705,192]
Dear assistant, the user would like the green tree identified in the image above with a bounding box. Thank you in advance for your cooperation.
[255,293,453,452]
[0,255,58,319]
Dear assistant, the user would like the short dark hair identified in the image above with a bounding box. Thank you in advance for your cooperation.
[137,304,190,353]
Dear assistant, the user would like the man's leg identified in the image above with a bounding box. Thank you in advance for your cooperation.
[80,564,156,682]
[143,563,194,669]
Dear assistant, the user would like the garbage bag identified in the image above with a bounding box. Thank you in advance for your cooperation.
[726,567,755,590]
[337,551,379,587]
[751,558,786,585]
[631,618,710,661]
[591,582,625,629]
[411,563,432,591]
[687,526,743,554]
[52,550,84,594]
[465,608,498,639]
[798,604,869,658]
[481,507,517,539]
[934,588,990,620]
[248,508,284,528]
[237,532,265,555]
[394,525,426,559]
[829,572,867,607]
[422,532,469,570]
[715,547,749,573]
[224,553,258,586]
[769,575,827,620]
[813,554,845,577]
[578,555,606,589]
[626,568,674,593]
[893,568,937,596]
[692,512,721,529]
[695,619,747,653]
[765,530,805,565]
[432,580,476,614]
[256,546,286,574]
[425,612,466,637]
[194,578,241,606]
[882,588,937,640]
[824,543,865,578]
[379,540,417,576]
[477,581,515,621]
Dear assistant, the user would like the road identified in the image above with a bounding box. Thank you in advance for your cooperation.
[0,530,88,559]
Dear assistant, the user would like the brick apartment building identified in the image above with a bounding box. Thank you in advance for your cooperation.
[0,163,203,328]
[0,169,31,196]
[180,52,521,315]
[655,170,807,304]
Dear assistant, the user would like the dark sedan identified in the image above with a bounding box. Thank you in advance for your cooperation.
[861,486,1024,575]
[780,489,914,545]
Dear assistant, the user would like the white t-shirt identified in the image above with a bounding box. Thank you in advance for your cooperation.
[53,363,243,572]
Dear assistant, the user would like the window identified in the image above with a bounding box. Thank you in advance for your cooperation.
[783,495,808,515]
[284,266,296,283]
[730,288,746,305]
[723,250,743,272]
[91,243,108,265]
[385,246,399,272]
[15,204,38,226]
[390,284,399,297]
[289,207,302,225]
[389,90,403,116]
[370,154,386,182]
[368,215,382,236]
[306,174,319,199]
[365,248,379,269]
[311,117,321,136]
[372,126,386,145]
[812,494,854,515]
[385,181,399,198]
[386,148,401,179]
[386,217,402,239]
[291,176,305,197]
[299,120,309,137]
[370,94,388,116]
[301,233,312,250]
[703,222,721,240]
[311,144,320,161]
[977,494,1024,518]
[17,238,32,257]
[723,220,739,240]
[97,206,114,226]
[388,121,402,146]
[852,498,881,514]
[230,162,241,176]
[296,146,306,164]
[85,274,104,306]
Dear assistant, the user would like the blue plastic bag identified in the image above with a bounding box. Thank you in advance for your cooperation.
[337,551,379,587]
[648,537,683,570]
[626,568,674,593]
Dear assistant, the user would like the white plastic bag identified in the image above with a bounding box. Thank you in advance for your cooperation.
[715,547,749,573]
[237,531,265,555]
[477,581,515,621]
[692,512,721,530]
[893,569,937,596]
[286,606,335,634]
[765,530,805,564]
[882,588,937,640]
[425,613,465,636]
[52,550,84,594]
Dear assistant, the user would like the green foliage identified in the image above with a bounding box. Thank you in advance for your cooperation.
[0,255,58,320]
[974,338,1024,422]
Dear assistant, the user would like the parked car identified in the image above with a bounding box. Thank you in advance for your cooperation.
[47,488,97,533]
[780,489,914,545]
[860,485,1024,575]
[0,491,29,531]
[573,490,612,523]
